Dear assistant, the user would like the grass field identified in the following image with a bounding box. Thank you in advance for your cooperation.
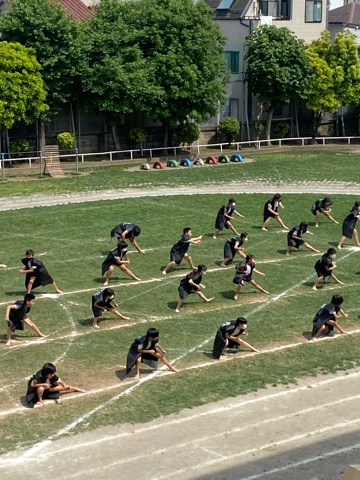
[1,151,360,455]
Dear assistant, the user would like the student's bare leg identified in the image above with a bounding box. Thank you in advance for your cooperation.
[303,242,321,253]
[323,211,339,225]
[331,274,344,285]
[286,246,292,256]
[184,254,195,270]
[312,276,324,290]
[5,327,13,347]
[162,260,176,275]
[227,223,240,236]
[103,265,114,286]
[275,215,288,229]
[119,265,141,281]
[175,299,184,312]
[27,277,35,294]
[312,324,325,339]
[197,291,214,303]
[261,217,271,231]
[337,235,346,249]
[353,229,360,246]
[234,284,243,300]
[314,212,320,227]
[220,257,231,267]
[219,339,229,360]
[35,386,45,405]
[92,316,100,329]
[51,281,63,294]
[134,357,141,380]
[113,309,130,321]
[23,318,47,338]
[213,229,221,239]
[250,280,269,294]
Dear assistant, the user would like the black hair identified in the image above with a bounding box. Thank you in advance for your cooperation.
[197,264,207,273]
[273,193,282,200]
[41,363,56,377]
[104,288,115,297]
[331,295,343,306]
[133,226,141,237]
[240,232,249,239]
[146,327,159,339]
[299,221,308,232]
[26,249,35,256]
[117,241,128,252]
[245,254,254,262]
[228,198,236,204]
[326,248,336,256]
[24,293,35,302]
[235,316,248,326]
[183,227,191,235]
[323,197,332,205]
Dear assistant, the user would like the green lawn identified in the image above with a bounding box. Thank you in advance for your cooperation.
[1,153,360,455]
[0,147,360,197]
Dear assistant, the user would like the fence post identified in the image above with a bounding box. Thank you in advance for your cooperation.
[39,150,43,177]
[75,148,79,175]
[1,153,4,182]
[109,151,113,162]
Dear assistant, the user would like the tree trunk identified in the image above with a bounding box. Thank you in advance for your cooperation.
[110,122,121,151]
[265,107,274,146]
[37,118,46,154]
[161,119,169,154]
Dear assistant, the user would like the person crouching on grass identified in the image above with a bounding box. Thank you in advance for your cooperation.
[311,295,348,341]
[19,249,63,294]
[102,241,141,285]
[286,222,320,256]
[312,248,344,291]
[162,227,202,275]
[233,254,269,300]
[5,293,46,347]
[91,287,130,329]
[261,194,288,231]
[311,197,338,228]
[175,264,214,313]
[213,198,245,239]
[26,362,86,408]
[125,328,178,380]
[213,317,260,359]
[337,201,360,249]
[220,232,248,267]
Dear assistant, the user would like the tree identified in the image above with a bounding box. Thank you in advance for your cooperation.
[219,117,240,145]
[80,0,161,150]
[129,0,229,145]
[0,41,48,151]
[0,0,83,150]
[245,25,312,142]
[307,30,360,136]
[305,47,339,138]
[177,122,201,146]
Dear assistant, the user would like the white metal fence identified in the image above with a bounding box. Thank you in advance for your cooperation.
[1,136,360,178]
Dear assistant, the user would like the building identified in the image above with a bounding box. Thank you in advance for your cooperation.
[328,1,360,44]
[203,0,329,141]
[0,0,92,20]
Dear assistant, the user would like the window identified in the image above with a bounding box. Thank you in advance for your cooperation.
[259,1,290,20]
[305,0,322,23]
[225,51,239,74]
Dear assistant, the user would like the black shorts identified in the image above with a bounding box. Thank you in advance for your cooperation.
[7,319,24,331]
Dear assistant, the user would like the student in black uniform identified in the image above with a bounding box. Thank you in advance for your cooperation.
[221,232,248,267]
[233,254,269,300]
[286,222,320,255]
[102,241,141,285]
[261,194,288,231]
[125,328,178,380]
[91,288,130,329]
[212,317,260,359]
[26,362,86,408]
[19,250,63,294]
[175,264,214,312]
[311,197,338,228]
[5,293,46,347]
[311,295,348,340]
[110,222,144,253]
[312,248,344,290]
[337,202,360,249]
[162,227,202,274]
[213,198,245,239]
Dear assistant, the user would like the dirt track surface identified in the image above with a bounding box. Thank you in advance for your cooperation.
[1,182,360,480]
[0,180,358,211]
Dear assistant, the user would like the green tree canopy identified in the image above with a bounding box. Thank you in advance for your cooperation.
[81,0,229,146]
[0,0,82,118]
[0,41,48,129]
[245,25,312,141]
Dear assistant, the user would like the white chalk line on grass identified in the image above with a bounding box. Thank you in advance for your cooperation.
[0,249,357,464]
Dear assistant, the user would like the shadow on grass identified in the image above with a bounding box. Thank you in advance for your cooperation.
[302,330,313,340]
[4,290,28,296]
[115,368,155,382]
[277,249,289,255]
[167,301,178,310]
[93,276,124,284]
[219,290,236,300]
[78,316,94,327]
